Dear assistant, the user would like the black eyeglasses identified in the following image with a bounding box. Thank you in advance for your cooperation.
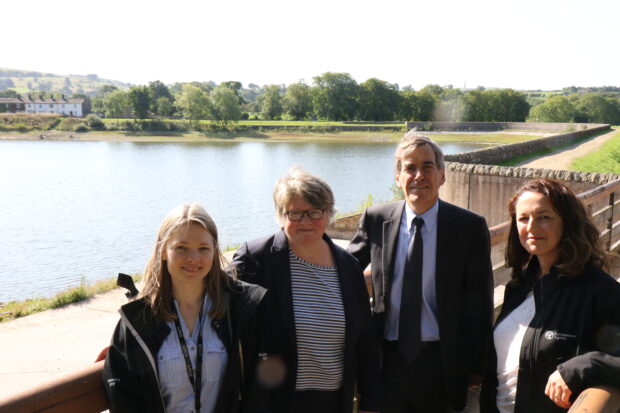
[285,209,324,222]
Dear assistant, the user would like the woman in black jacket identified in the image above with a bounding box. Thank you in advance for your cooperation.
[480,179,620,413]
[103,203,267,413]
[232,167,381,413]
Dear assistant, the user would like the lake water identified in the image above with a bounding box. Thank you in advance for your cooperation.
[0,139,487,302]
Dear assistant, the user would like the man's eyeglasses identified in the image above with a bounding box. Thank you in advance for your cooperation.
[285,209,324,222]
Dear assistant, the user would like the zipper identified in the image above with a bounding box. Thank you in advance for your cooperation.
[120,310,167,412]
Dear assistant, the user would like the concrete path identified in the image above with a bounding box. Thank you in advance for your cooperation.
[518,129,618,170]
[0,287,128,399]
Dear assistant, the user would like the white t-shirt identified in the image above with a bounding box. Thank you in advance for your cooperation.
[493,292,536,413]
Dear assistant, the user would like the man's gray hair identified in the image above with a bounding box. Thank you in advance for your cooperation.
[394,129,445,175]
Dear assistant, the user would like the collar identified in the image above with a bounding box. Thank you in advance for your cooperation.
[404,200,439,233]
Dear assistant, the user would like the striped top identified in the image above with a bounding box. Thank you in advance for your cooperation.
[289,249,345,391]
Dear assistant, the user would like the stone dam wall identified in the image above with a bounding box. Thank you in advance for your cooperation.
[444,124,610,165]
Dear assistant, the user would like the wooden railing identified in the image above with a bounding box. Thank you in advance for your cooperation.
[2,179,620,413]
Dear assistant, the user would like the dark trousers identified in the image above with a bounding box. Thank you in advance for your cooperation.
[292,389,341,413]
[383,340,456,413]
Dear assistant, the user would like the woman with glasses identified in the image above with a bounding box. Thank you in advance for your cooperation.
[232,166,381,413]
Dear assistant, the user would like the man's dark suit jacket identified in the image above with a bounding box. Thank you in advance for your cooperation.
[348,199,494,411]
[232,230,382,413]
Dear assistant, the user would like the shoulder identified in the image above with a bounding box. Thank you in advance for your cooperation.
[229,278,268,304]
[119,297,151,321]
[240,233,277,253]
[364,200,404,221]
[439,200,487,225]
[326,235,362,270]
[227,279,268,324]
[578,266,620,292]
[238,231,288,256]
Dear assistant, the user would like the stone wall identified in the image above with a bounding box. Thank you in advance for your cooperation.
[326,214,362,240]
[405,121,607,132]
[440,163,620,226]
[444,124,610,165]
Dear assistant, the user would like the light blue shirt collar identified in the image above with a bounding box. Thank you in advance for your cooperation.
[404,200,439,234]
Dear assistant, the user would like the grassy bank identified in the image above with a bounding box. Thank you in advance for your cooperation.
[0,275,140,323]
[570,127,620,173]
[0,129,544,144]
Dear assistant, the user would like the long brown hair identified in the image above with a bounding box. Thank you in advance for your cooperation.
[139,204,232,321]
[505,179,606,284]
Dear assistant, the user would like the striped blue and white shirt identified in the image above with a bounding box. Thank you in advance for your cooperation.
[289,249,345,391]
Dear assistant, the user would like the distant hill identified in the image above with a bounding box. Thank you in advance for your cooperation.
[0,68,132,97]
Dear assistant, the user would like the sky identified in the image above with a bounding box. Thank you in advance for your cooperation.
[4,0,619,91]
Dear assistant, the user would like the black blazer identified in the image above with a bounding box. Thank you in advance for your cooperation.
[231,230,382,413]
[348,199,494,411]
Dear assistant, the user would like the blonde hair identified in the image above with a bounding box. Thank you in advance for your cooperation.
[139,203,231,321]
[273,166,335,226]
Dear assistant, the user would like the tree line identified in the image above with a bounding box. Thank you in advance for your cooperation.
[3,72,619,125]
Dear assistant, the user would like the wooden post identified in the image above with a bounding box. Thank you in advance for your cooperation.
[607,192,615,252]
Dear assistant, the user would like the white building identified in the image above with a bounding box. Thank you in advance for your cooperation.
[0,95,87,117]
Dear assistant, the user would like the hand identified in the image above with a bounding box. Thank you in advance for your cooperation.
[545,370,573,409]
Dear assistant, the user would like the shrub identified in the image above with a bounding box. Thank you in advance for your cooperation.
[57,117,89,131]
[0,113,62,131]
[85,114,105,130]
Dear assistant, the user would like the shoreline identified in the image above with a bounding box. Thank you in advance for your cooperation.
[0,129,548,144]
[0,130,405,143]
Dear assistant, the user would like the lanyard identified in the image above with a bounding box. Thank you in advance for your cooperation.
[173,303,204,413]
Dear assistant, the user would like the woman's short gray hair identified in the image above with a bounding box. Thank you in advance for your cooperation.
[273,166,335,226]
[394,130,445,175]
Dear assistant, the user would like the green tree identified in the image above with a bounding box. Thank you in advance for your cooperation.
[210,84,242,127]
[103,90,130,121]
[127,86,152,120]
[529,96,577,122]
[148,80,173,100]
[220,81,245,105]
[175,84,210,126]
[419,84,444,100]
[155,97,175,120]
[98,84,118,95]
[258,85,283,120]
[284,82,313,120]
[312,72,360,120]
[399,91,435,121]
[575,93,620,124]
[460,90,490,121]
[358,78,402,121]
[487,89,530,121]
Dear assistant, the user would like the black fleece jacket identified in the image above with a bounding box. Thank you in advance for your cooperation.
[103,279,267,413]
[480,260,620,413]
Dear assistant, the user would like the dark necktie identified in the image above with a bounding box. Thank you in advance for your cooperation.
[398,216,424,363]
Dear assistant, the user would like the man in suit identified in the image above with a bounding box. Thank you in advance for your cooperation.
[348,131,494,413]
